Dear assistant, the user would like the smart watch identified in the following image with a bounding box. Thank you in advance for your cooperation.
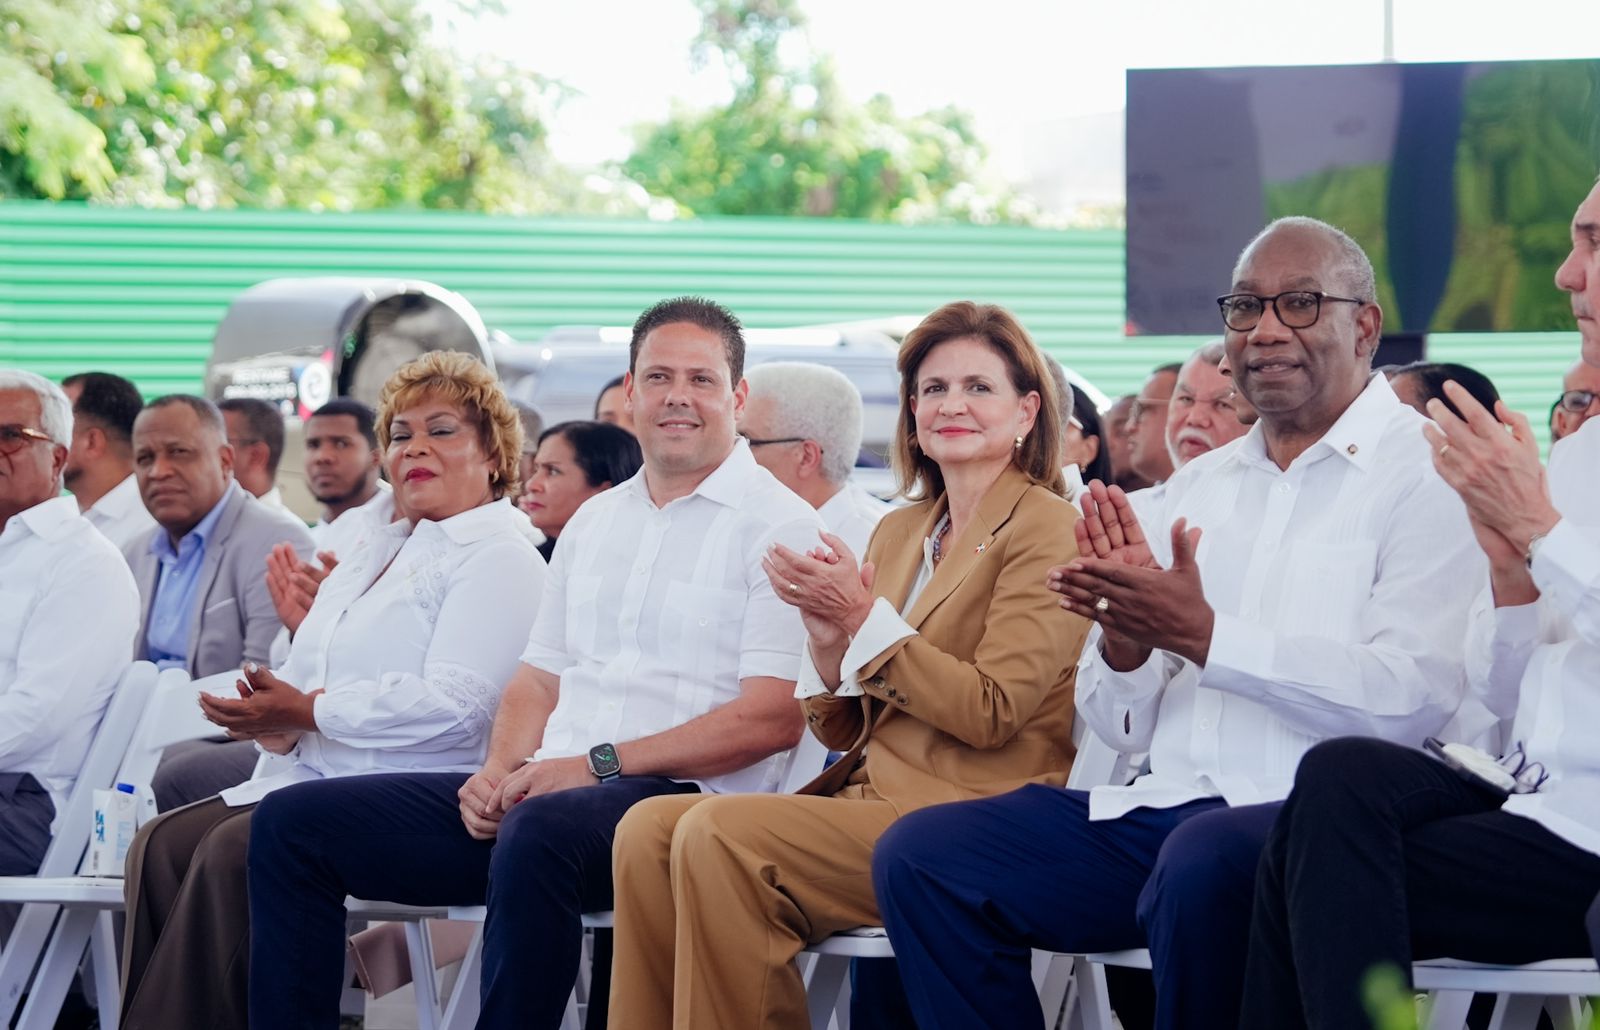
[587,742,622,782]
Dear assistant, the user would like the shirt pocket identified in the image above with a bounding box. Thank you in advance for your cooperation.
[1274,540,1379,643]
[664,582,746,691]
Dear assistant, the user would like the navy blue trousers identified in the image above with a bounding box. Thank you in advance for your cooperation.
[247,771,696,1030]
[873,783,1279,1030]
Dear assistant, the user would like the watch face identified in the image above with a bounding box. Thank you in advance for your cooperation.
[589,743,621,777]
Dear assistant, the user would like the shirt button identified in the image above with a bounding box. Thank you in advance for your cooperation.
[698,618,708,627]
[1199,719,1212,730]
[1276,482,1292,494]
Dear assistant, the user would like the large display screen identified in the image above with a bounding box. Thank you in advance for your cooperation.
[1126,59,1600,335]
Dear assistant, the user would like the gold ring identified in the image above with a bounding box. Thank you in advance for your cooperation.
[1094,596,1110,613]
[1439,443,1451,458]
[789,582,800,594]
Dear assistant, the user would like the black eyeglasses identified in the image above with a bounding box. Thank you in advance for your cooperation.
[0,424,54,456]
[1216,291,1364,332]
[739,433,808,448]
[1557,389,1600,414]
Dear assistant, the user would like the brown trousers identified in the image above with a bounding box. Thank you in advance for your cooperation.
[121,797,256,1030]
[609,786,898,1030]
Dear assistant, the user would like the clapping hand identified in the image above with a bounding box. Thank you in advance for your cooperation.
[265,544,339,635]
[198,662,321,741]
[763,531,877,650]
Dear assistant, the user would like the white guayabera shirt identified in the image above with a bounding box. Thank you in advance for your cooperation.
[1077,375,1484,820]
[81,473,157,554]
[1466,414,1600,857]
[523,440,823,795]
[222,498,545,806]
[0,495,139,824]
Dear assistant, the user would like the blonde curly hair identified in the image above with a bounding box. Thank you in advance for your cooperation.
[375,351,523,499]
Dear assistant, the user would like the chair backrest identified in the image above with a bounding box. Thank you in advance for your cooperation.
[780,730,831,794]
[34,661,160,877]
[113,669,244,791]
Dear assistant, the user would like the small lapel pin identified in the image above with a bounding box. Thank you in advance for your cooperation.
[1346,444,1358,455]
[975,543,987,554]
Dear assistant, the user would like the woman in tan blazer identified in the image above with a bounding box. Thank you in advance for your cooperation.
[609,301,1092,1030]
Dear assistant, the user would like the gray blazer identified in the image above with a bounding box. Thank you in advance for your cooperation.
[123,485,315,678]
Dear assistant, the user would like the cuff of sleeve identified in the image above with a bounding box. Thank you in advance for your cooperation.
[842,597,917,684]
[1532,518,1600,615]
[1195,612,1275,698]
[309,690,329,734]
[1083,628,1169,699]
[1490,599,1541,644]
[794,643,850,699]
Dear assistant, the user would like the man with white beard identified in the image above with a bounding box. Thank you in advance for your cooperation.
[1126,342,1252,526]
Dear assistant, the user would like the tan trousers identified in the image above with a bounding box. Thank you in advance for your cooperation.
[121,797,256,1030]
[609,787,898,1030]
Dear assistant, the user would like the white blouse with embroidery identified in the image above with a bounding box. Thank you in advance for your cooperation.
[221,498,545,806]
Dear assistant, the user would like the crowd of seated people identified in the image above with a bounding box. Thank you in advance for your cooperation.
[1,180,1599,1030]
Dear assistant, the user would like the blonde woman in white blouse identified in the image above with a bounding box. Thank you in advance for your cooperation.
[118,352,546,1030]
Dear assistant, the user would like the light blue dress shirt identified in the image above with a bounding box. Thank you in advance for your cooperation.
[145,481,237,671]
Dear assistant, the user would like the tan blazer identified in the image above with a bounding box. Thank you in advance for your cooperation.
[800,465,1090,814]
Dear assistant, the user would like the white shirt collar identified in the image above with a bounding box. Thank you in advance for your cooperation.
[86,474,143,519]
[1228,373,1400,474]
[404,497,527,546]
[9,495,82,543]
[623,437,758,510]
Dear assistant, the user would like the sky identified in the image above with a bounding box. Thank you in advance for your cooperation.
[446,0,1600,207]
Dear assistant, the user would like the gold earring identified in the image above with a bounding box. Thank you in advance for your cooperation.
[1014,434,1024,450]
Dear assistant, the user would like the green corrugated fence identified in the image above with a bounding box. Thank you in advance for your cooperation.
[0,200,1580,449]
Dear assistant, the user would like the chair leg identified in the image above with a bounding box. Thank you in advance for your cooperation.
[404,920,442,1030]
[15,908,95,1030]
[0,903,61,1026]
[90,911,120,1030]
[1033,951,1074,1028]
[804,954,850,1030]
[1420,989,1473,1030]
[832,971,852,1030]
[440,928,484,1030]
[1541,995,1584,1030]
[1486,993,1545,1030]
[1070,957,1117,1030]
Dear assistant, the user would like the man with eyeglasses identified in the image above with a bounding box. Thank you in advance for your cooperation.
[1123,364,1180,492]
[739,361,888,554]
[0,370,138,879]
[1549,358,1600,442]
[873,216,1482,1030]
[1240,179,1600,1028]
[1123,343,1252,528]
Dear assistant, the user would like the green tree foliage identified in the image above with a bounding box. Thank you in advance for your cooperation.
[624,0,1028,223]
[1,0,630,213]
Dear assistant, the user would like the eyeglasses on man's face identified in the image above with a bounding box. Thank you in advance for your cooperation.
[1127,396,1169,425]
[1556,389,1600,415]
[738,431,810,449]
[0,424,54,457]
[1216,291,1364,332]
[1171,390,1238,417]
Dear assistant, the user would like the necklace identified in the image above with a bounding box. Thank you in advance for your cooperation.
[930,516,952,564]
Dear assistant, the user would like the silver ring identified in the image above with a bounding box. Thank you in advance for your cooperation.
[788,582,800,594]
[1093,596,1111,614]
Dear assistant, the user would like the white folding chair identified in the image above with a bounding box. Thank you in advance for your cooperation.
[0,666,238,1030]
[801,719,1143,1030]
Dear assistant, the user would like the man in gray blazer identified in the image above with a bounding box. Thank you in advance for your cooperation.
[125,395,313,810]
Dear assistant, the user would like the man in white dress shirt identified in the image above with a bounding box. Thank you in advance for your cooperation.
[741,360,889,554]
[242,297,822,1029]
[872,217,1483,1030]
[61,371,156,552]
[0,370,138,876]
[1240,180,1600,1027]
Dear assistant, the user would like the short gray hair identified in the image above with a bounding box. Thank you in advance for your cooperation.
[744,362,863,484]
[1234,216,1378,304]
[1192,341,1225,366]
[0,369,73,446]
[1044,357,1077,427]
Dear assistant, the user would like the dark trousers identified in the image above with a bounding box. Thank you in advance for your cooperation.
[1240,737,1600,1030]
[151,738,259,812]
[872,782,1278,1030]
[247,772,697,1030]
[121,797,255,1030]
[0,773,54,876]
